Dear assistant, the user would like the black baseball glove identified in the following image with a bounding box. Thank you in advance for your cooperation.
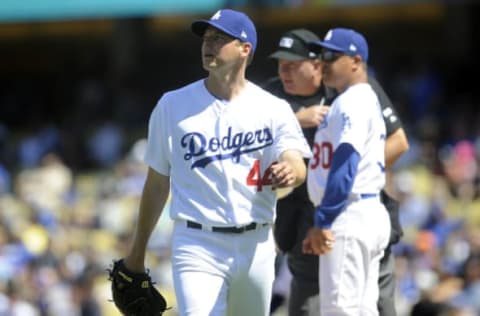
[108,259,168,316]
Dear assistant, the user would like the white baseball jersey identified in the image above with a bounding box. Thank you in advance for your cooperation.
[307,83,386,207]
[144,79,311,226]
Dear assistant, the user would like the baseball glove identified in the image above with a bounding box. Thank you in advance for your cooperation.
[108,259,168,316]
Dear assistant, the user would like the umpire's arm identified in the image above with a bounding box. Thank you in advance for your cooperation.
[125,167,170,272]
[385,128,409,169]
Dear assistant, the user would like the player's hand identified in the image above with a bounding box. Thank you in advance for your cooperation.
[270,161,297,189]
[296,105,329,128]
[302,227,335,255]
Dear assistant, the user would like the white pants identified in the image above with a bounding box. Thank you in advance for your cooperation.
[319,197,390,316]
[171,221,276,316]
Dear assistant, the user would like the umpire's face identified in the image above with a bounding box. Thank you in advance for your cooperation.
[201,27,251,72]
[278,58,322,96]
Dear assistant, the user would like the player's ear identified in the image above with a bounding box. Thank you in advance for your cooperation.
[351,54,364,71]
[239,41,254,65]
[242,42,252,55]
[352,54,362,63]
[353,54,368,68]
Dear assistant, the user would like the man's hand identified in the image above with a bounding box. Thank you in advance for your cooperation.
[270,161,297,189]
[296,105,329,128]
[271,149,308,189]
[302,227,335,255]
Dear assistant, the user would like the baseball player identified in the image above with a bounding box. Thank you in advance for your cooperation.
[266,28,409,316]
[302,28,391,315]
[121,9,312,316]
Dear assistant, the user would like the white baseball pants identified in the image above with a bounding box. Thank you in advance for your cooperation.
[319,197,390,316]
[171,221,276,316]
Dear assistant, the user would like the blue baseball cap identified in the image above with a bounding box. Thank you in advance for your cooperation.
[308,28,369,62]
[191,9,257,53]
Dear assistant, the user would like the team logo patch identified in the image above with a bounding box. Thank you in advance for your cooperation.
[279,37,294,48]
[341,113,351,130]
[383,107,393,117]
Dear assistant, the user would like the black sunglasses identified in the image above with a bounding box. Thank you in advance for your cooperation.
[319,50,345,63]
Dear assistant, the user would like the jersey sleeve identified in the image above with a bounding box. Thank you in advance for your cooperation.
[368,77,403,136]
[143,97,171,176]
[273,99,312,159]
[314,143,360,228]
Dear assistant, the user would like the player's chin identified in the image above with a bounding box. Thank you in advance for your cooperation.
[282,83,297,95]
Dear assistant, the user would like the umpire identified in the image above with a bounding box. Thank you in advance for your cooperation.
[264,28,409,316]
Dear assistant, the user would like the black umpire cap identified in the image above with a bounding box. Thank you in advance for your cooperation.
[269,28,319,61]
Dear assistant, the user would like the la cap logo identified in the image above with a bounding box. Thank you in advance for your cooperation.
[211,10,221,20]
[324,30,333,40]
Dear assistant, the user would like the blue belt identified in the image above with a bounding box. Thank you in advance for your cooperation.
[186,220,268,234]
[360,193,378,199]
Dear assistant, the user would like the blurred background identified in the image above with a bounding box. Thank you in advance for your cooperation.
[0,0,478,315]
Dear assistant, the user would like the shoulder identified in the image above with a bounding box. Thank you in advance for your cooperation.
[366,77,404,132]
[247,81,287,102]
[244,82,293,114]
[338,83,376,104]
[161,79,205,99]
[155,79,206,110]
[151,79,206,117]
[367,76,381,92]
[332,84,377,116]
[367,77,393,109]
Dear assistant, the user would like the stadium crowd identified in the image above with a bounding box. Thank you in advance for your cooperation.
[0,52,478,316]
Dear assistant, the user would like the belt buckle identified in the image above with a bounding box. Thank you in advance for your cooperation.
[234,226,245,233]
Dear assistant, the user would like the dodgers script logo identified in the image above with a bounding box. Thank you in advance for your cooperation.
[181,127,273,169]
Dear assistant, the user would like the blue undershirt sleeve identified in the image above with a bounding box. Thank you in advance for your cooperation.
[314,143,360,228]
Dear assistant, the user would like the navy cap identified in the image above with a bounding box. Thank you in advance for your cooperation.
[269,29,319,61]
[191,9,257,53]
[309,28,369,62]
